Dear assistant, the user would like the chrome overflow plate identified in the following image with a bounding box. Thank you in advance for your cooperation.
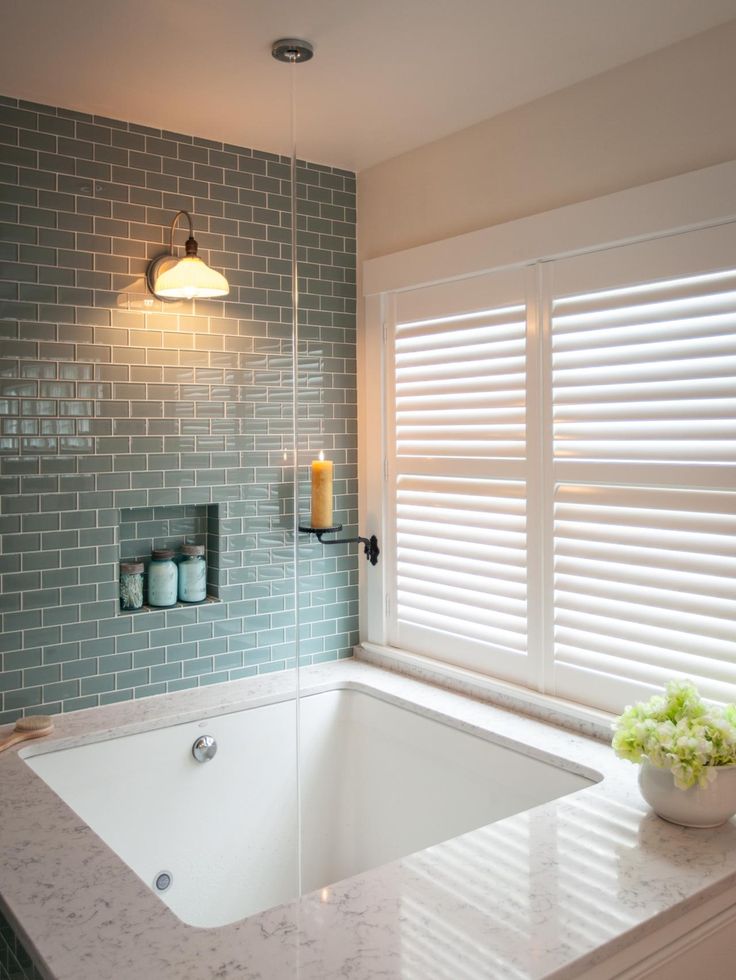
[192,734,217,763]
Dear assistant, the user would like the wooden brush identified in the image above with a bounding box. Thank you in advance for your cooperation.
[0,715,54,754]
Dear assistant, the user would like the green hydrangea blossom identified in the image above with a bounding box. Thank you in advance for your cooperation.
[612,681,736,790]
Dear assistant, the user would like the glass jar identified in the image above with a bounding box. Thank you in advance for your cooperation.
[148,549,178,607]
[178,543,207,603]
[119,561,144,611]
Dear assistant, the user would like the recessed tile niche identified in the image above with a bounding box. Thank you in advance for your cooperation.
[119,504,222,612]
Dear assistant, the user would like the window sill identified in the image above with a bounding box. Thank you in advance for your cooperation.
[355,641,616,742]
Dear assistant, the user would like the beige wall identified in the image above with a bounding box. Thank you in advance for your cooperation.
[358,20,736,262]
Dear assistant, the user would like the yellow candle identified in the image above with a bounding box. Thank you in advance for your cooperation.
[311,452,333,528]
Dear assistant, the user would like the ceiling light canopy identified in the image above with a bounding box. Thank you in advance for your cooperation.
[147,210,229,301]
[271,38,314,63]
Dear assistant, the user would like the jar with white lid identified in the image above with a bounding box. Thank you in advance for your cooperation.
[178,543,207,603]
[148,549,178,607]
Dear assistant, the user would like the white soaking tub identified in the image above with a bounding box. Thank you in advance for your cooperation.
[24,687,594,929]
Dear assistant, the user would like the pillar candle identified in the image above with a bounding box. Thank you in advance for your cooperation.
[311,453,333,528]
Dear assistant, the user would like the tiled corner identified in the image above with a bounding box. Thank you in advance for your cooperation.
[0,97,358,721]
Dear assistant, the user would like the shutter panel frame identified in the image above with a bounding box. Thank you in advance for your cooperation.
[387,268,541,688]
[547,222,736,712]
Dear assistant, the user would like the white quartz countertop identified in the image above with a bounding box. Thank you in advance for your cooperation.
[1,658,735,980]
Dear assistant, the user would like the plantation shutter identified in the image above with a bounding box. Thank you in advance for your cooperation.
[387,269,538,684]
[548,222,736,711]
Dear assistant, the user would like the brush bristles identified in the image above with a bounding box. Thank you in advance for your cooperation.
[16,715,53,732]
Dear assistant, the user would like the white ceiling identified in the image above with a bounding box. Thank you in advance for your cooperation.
[2,0,736,172]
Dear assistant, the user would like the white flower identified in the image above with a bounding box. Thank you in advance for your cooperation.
[612,680,736,790]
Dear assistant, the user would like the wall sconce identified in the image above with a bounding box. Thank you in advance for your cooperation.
[146,210,229,301]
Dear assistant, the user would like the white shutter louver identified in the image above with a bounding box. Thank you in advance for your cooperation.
[552,269,736,463]
[395,305,526,459]
[550,243,736,712]
[553,485,736,709]
[396,476,527,654]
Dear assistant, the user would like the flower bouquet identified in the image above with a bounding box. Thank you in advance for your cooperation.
[612,680,736,827]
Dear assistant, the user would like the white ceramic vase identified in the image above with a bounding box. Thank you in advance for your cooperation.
[638,761,736,828]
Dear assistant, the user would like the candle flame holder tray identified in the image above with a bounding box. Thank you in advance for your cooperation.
[298,524,380,566]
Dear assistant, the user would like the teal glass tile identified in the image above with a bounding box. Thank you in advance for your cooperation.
[0,94,357,713]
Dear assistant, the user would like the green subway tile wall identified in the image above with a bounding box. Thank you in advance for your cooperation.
[0,906,40,980]
[0,95,358,722]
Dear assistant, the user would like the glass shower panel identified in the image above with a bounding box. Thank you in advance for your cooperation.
[275,38,360,904]
[292,151,360,900]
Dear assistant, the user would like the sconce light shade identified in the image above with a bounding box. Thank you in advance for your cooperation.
[147,210,229,301]
[152,254,229,299]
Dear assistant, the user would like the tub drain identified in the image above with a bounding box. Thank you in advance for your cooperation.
[154,871,173,892]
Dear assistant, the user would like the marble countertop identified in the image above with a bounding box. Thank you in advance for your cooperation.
[1,658,735,980]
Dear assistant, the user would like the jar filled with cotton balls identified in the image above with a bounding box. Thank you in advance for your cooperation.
[178,543,207,603]
[148,549,178,607]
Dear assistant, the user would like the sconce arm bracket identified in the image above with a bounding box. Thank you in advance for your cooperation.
[299,525,380,566]
[169,210,195,254]
[147,210,205,302]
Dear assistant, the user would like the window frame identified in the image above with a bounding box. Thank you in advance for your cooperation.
[360,161,736,714]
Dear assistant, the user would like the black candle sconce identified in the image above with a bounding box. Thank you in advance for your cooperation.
[299,524,380,566]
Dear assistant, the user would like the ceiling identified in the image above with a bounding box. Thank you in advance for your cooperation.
[2,0,736,172]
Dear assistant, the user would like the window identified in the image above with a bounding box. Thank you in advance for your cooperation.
[381,221,736,713]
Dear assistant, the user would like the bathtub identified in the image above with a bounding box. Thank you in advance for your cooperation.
[24,686,594,929]
[5,660,735,980]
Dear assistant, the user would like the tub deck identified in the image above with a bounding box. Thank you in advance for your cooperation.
[1,658,735,979]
